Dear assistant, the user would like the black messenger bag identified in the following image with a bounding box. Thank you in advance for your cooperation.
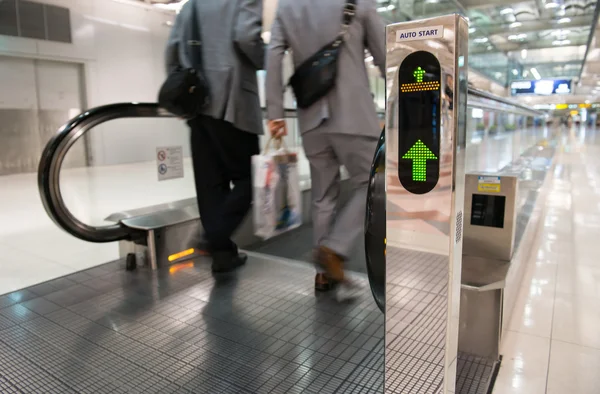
[158,2,209,119]
[288,0,357,109]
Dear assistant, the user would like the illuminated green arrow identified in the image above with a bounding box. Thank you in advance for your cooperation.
[402,140,437,182]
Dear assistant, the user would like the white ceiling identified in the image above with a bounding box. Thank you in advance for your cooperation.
[145,0,600,102]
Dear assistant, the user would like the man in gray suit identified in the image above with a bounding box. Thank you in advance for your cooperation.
[165,0,264,273]
[266,0,385,292]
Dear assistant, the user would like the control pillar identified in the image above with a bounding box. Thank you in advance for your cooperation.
[385,14,468,393]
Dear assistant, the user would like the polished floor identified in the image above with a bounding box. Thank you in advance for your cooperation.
[492,127,600,394]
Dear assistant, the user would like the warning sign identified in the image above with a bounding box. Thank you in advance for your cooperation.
[478,184,501,193]
[477,176,501,193]
[156,146,184,181]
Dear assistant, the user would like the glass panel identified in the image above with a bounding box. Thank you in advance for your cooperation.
[471,194,506,228]
[18,0,45,40]
[45,4,72,43]
[59,114,306,227]
[466,101,546,174]
[0,0,18,37]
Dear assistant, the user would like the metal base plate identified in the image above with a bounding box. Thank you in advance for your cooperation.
[456,353,499,394]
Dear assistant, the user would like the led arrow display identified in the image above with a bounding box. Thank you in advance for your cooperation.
[402,140,438,181]
[397,50,441,194]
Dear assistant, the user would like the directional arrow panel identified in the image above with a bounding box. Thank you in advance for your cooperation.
[397,51,441,194]
[402,139,438,182]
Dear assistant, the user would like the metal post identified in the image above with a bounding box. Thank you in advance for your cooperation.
[385,14,468,393]
[147,229,158,270]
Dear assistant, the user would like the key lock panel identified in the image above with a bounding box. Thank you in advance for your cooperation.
[383,15,468,394]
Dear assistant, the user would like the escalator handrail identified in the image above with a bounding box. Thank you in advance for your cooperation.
[38,102,173,243]
[365,128,386,313]
[467,87,543,117]
[38,103,300,244]
[39,93,537,245]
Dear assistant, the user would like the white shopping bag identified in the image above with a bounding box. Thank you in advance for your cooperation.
[252,138,302,240]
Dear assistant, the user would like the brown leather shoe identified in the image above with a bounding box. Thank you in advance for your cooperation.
[315,273,336,292]
[316,246,345,283]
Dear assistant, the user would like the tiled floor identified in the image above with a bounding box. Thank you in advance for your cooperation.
[0,255,384,393]
[493,127,600,394]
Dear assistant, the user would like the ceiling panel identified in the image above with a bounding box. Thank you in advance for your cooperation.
[378,0,599,86]
[147,0,599,92]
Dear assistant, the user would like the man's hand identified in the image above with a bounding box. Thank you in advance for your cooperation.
[267,119,288,138]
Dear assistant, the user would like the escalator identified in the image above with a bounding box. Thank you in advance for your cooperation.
[25,102,387,393]
[26,86,537,393]
[38,101,387,306]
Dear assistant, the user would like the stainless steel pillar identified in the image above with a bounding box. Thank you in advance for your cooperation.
[385,14,468,393]
[147,229,158,270]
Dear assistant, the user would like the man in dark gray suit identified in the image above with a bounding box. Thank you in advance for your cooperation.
[266,0,385,293]
[166,0,264,273]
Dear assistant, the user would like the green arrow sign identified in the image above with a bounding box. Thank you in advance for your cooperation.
[402,140,438,182]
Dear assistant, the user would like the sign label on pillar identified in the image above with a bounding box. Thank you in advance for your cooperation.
[397,51,441,194]
[396,25,445,42]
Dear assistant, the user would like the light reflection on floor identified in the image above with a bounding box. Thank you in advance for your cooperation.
[493,126,600,394]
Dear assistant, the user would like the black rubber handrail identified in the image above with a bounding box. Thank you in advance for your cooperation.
[38,103,173,243]
[365,128,386,313]
[38,103,300,244]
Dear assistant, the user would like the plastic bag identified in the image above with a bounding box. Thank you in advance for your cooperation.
[252,138,302,239]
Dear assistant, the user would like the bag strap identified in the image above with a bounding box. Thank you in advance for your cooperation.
[186,0,204,70]
[333,0,358,47]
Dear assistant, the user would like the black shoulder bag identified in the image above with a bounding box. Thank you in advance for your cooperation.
[158,2,210,119]
[288,0,357,109]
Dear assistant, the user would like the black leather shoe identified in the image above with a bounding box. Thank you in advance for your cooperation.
[200,239,239,257]
[315,273,338,292]
[212,252,247,273]
[197,240,210,256]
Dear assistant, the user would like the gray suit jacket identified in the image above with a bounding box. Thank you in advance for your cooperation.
[165,0,265,134]
[266,0,385,137]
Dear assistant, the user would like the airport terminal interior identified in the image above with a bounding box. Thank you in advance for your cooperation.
[1,0,600,393]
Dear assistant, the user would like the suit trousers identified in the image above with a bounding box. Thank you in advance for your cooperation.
[302,129,378,260]
[189,116,259,252]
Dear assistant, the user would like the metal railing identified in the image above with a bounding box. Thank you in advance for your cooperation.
[468,88,543,116]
